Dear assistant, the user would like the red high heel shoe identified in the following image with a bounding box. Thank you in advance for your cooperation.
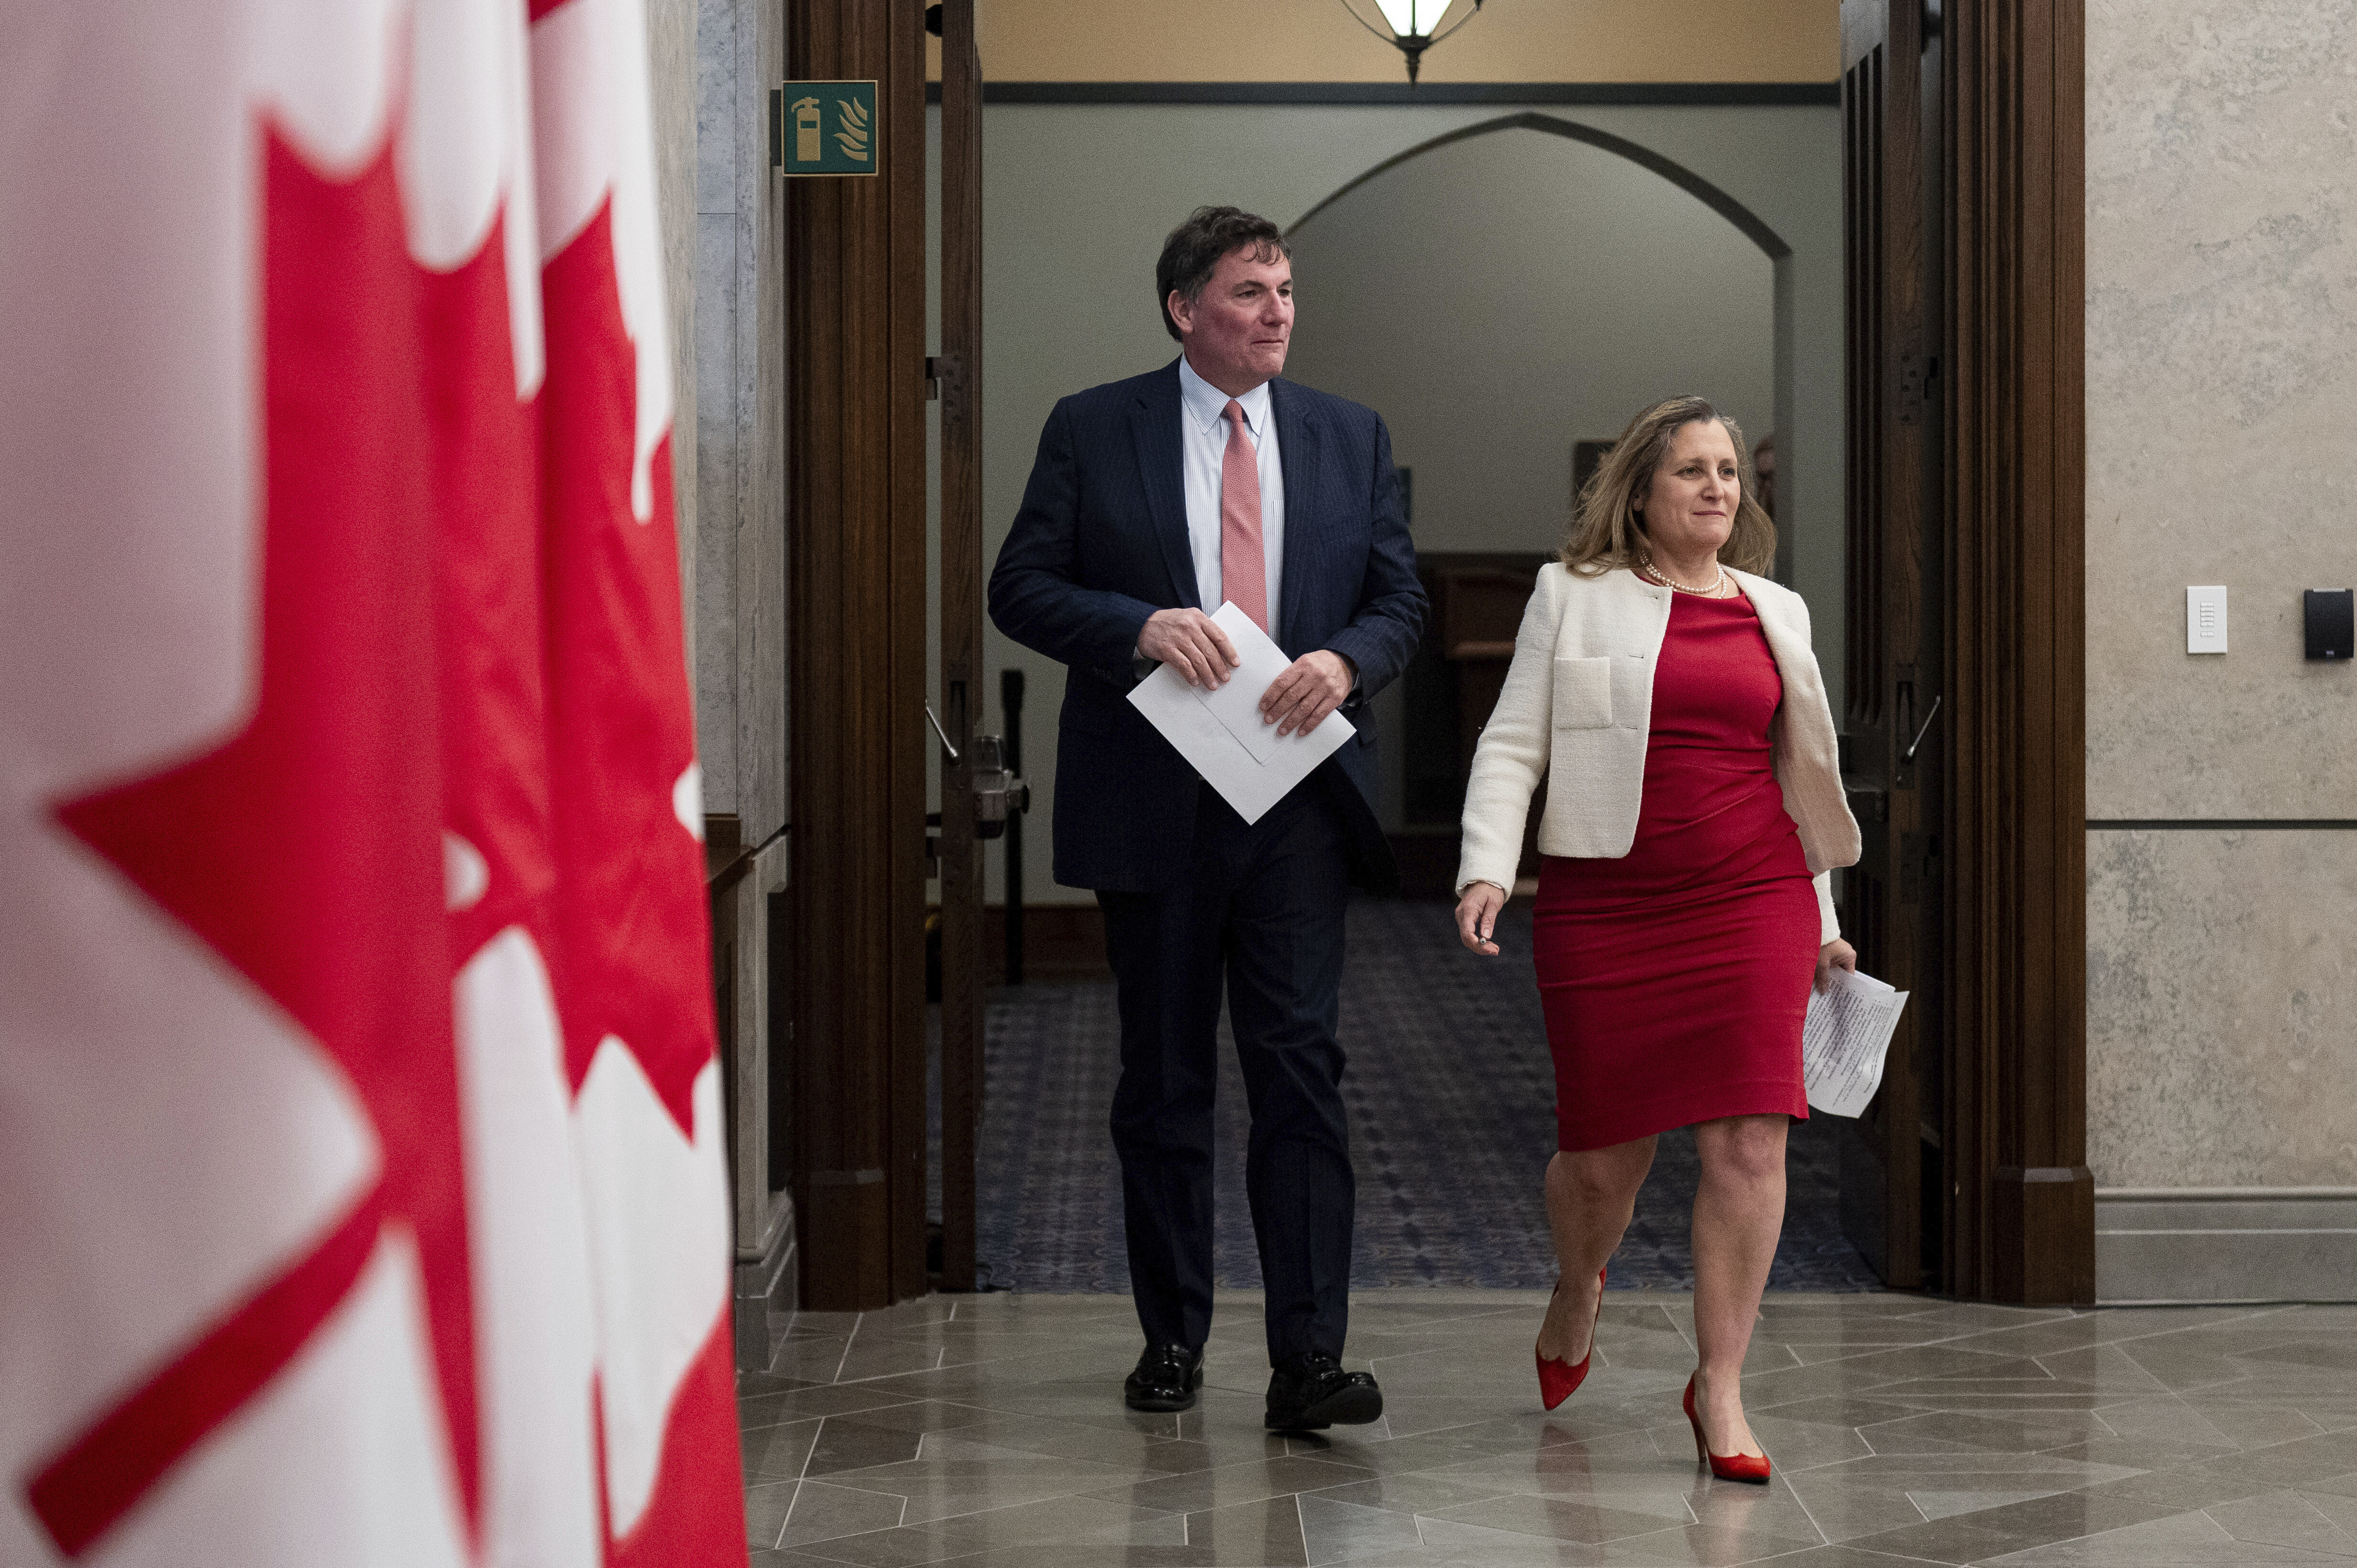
[1683,1374,1770,1483]
[1535,1268,1606,1411]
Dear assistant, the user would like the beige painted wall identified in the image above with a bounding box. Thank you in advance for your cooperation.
[2084,0,2357,1187]
[1282,127,1776,558]
[953,0,1838,84]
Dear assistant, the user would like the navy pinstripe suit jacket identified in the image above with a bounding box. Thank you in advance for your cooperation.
[989,359,1428,894]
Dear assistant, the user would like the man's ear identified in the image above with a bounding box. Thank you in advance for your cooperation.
[1166,290,1192,339]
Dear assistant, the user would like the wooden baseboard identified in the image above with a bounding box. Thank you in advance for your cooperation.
[981,902,1109,984]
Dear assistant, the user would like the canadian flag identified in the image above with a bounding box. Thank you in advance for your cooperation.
[0,3,746,1565]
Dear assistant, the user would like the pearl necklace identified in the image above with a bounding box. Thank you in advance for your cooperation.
[1637,552,1728,597]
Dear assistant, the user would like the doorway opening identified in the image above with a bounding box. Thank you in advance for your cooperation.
[966,108,1888,1297]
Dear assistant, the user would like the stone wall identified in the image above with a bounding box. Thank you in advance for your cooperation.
[689,0,793,1360]
[647,0,698,657]
[692,0,787,841]
[2084,0,2357,1295]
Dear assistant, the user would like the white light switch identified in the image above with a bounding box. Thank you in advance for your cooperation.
[2187,585,2228,654]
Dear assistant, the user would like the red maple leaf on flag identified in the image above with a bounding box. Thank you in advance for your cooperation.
[539,197,714,1138]
[31,121,483,1560]
[538,193,746,1566]
[22,5,747,1557]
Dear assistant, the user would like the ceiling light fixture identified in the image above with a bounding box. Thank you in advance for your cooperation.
[1338,0,1485,86]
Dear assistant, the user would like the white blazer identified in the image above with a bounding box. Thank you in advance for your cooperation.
[1455,563,1861,944]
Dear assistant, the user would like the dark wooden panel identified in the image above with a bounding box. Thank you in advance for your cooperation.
[1435,569,1531,659]
[1394,552,1550,892]
[802,1172,891,1308]
[1843,35,1886,733]
[1385,833,1467,904]
[980,904,1111,984]
[786,0,931,1312]
[936,0,985,1294]
[1840,0,1937,1292]
[1944,0,2092,1305]
[887,0,930,1308]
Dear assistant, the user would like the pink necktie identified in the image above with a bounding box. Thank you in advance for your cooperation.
[1219,399,1269,632]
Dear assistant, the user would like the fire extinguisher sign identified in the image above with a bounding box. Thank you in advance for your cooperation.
[771,82,880,178]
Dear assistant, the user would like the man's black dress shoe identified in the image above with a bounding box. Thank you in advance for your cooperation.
[1264,1352,1383,1430]
[1124,1344,1205,1412]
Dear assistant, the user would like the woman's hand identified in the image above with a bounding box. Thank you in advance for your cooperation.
[1456,881,1507,955]
[1814,937,1858,994]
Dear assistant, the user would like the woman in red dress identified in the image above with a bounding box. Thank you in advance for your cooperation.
[1452,397,1860,1482]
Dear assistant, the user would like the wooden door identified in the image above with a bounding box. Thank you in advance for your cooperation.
[1838,0,1945,1289]
[934,0,986,1293]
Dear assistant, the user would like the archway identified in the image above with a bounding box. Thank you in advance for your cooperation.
[1283,111,1795,581]
[1290,110,1793,259]
[1285,112,1782,838]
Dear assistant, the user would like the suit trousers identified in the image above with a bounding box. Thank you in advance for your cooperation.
[1097,782,1355,1366]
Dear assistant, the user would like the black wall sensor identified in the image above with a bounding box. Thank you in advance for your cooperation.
[2305,589,2355,661]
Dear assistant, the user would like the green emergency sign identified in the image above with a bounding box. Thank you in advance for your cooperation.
[773,81,879,178]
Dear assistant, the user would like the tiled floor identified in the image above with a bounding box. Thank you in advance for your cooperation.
[738,1289,2357,1566]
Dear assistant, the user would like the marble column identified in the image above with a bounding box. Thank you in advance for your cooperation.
[646,0,698,656]
[693,0,794,1364]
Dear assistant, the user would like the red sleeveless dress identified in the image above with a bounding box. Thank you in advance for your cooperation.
[1531,590,1819,1151]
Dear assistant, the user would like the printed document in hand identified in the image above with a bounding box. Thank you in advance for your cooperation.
[1127,601,1354,825]
[1802,967,1910,1118]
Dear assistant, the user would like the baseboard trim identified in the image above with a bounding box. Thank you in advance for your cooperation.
[732,1200,798,1372]
[2095,1186,2357,1304]
[983,902,1111,984]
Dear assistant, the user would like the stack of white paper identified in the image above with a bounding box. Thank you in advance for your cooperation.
[1802,967,1911,1118]
[1126,601,1355,825]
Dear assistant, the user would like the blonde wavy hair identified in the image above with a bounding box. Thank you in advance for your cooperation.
[1561,396,1777,577]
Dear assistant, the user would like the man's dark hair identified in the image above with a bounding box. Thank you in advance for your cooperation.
[1155,205,1291,342]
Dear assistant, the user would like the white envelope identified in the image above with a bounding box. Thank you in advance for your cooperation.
[1126,601,1355,825]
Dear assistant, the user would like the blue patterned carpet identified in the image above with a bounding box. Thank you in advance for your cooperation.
[962,897,1881,1294]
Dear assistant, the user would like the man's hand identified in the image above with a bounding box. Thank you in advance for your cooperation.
[1260,649,1353,737]
[1137,608,1240,687]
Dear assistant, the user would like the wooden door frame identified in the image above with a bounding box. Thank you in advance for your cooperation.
[769,0,2092,1311]
[935,0,985,1294]
[1839,0,1938,1294]
[1941,0,2093,1304]
[785,0,931,1310]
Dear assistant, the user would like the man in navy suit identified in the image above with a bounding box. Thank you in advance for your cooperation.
[990,206,1426,1430]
